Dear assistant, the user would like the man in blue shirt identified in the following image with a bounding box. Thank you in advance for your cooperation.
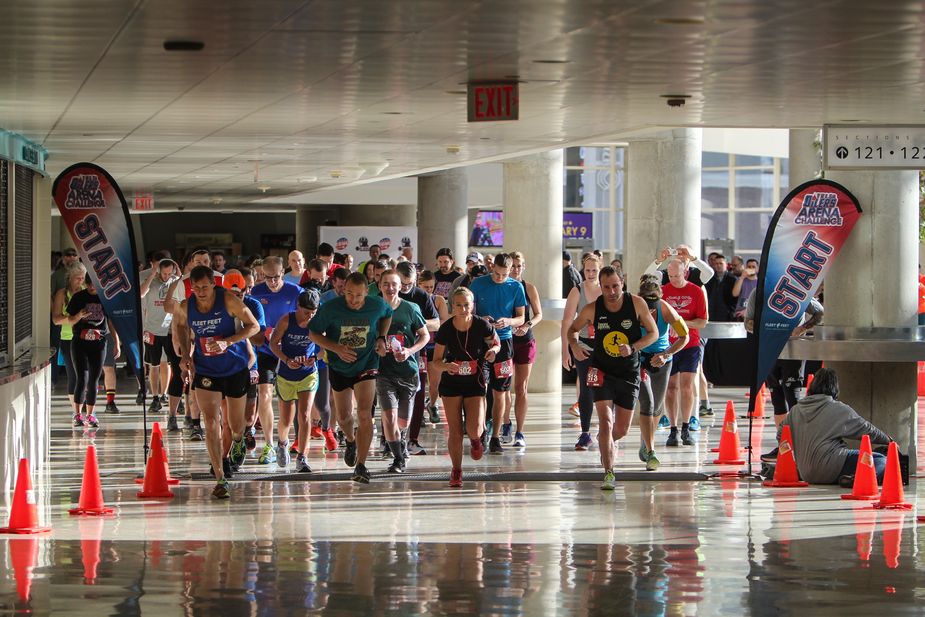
[468,253,526,454]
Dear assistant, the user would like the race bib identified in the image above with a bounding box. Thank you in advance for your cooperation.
[80,329,103,342]
[200,336,225,357]
[493,359,514,379]
[143,331,155,345]
[250,369,259,385]
[456,360,479,376]
[587,324,596,339]
[586,367,604,387]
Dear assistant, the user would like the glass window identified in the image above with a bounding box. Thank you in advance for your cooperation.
[735,211,774,253]
[702,211,729,239]
[702,171,729,210]
[702,152,729,168]
[735,169,775,209]
[735,154,774,167]
[564,168,611,209]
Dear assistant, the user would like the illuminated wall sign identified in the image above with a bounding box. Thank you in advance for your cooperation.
[824,125,925,170]
[467,82,519,122]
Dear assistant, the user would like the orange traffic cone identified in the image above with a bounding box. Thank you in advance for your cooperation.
[748,385,767,419]
[804,372,814,392]
[0,459,51,534]
[841,435,880,501]
[69,445,114,515]
[79,517,104,584]
[712,405,745,465]
[712,401,735,452]
[873,442,912,510]
[763,425,808,487]
[135,422,180,485]
[137,431,175,499]
[9,538,39,602]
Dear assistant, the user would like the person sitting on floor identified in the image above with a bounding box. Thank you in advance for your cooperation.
[780,368,892,485]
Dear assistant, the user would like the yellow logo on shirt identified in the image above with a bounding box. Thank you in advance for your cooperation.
[602,331,629,357]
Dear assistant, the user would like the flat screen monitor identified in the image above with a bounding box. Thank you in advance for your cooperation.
[469,210,503,247]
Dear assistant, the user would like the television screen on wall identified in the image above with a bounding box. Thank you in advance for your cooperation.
[469,210,503,247]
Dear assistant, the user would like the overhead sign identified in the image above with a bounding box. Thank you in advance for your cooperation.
[133,190,154,211]
[318,226,418,262]
[824,125,925,170]
[467,82,519,122]
[563,212,593,241]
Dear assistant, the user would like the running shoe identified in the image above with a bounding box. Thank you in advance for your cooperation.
[105,402,120,415]
[657,415,670,430]
[601,470,616,491]
[575,432,593,451]
[344,440,358,467]
[160,394,169,406]
[296,455,312,473]
[646,451,660,472]
[136,389,144,405]
[387,458,405,474]
[688,416,701,431]
[230,437,247,468]
[665,428,679,447]
[352,463,371,484]
[244,426,257,451]
[222,457,235,479]
[379,441,391,459]
[500,422,513,444]
[258,443,277,464]
[567,402,580,418]
[323,429,338,452]
[760,447,779,462]
[699,405,715,417]
[638,443,648,463]
[212,478,230,500]
[290,441,300,455]
[428,404,441,425]
[449,468,463,488]
[310,425,323,439]
[489,437,503,455]
[148,397,162,414]
[74,413,85,427]
[407,441,427,456]
[512,432,526,448]
[86,414,99,428]
[190,426,205,441]
[470,438,484,461]
[680,426,694,446]
[337,430,346,447]
[166,415,180,432]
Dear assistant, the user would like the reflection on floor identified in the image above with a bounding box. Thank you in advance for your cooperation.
[0,383,923,615]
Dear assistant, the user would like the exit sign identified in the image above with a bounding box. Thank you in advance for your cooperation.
[467,82,519,122]
[134,191,154,211]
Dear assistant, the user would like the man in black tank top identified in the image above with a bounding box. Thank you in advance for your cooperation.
[567,267,658,490]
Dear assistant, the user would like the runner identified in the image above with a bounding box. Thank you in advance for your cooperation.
[284,250,306,285]
[176,266,260,499]
[636,275,689,471]
[433,287,500,487]
[417,270,450,431]
[270,288,323,472]
[250,256,303,465]
[567,266,658,490]
[67,274,121,429]
[309,272,393,483]
[376,270,429,473]
[140,258,184,431]
[52,262,87,416]
[505,252,543,448]
[433,248,457,299]
[468,253,526,454]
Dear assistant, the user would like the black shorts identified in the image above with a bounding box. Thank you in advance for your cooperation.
[329,368,378,393]
[424,344,436,363]
[670,346,702,375]
[256,352,280,385]
[439,378,487,399]
[193,369,251,399]
[144,333,179,366]
[590,370,640,410]
[488,338,514,392]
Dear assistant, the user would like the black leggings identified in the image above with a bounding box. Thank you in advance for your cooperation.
[574,355,595,433]
[60,339,78,396]
[766,359,803,416]
[72,339,106,406]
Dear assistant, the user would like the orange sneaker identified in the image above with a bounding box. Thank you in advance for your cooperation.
[568,402,580,418]
[449,468,463,488]
[323,429,338,452]
[310,425,323,439]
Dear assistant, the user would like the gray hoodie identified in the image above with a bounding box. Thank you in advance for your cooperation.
[780,394,891,484]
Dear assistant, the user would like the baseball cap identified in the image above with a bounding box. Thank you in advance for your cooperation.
[298,288,321,309]
[466,251,483,263]
[63,247,78,257]
[222,272,247,291]
[562,251,571,262]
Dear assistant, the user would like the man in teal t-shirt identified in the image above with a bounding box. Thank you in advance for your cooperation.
[309,272,392,484]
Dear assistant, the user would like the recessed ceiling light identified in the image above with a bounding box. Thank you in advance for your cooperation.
[532,59,570,64]
[382,111,405,115]
[654,17,705,25]
[479,137,491,140]
[163,40,205,51]
[659,94,692,99]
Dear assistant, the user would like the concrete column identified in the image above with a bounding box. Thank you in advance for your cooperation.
[624,129,702,282]
[503,150,564,394]
[295,207,332,256]
[417,168,468,270]
[33,175,52,348]
[788,129,821,188]
[824,169,919,463]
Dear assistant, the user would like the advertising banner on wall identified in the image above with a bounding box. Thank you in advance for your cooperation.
[319,226,418,263]
[750,179,862,411]
[52,163,144,377]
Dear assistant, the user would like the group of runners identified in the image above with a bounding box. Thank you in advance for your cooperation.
[55,240,723,498]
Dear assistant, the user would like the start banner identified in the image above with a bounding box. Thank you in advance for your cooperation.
[749,179,862,410]
[52,163,144,374]
[319,226,418,263]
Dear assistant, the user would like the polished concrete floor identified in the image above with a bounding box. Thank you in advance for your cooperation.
[1,378,923,615]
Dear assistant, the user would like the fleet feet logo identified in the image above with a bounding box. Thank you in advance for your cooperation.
[65,174,105,209]
[794,192,843,226]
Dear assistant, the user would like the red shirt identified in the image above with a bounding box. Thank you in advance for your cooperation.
[661,281,707,349]
[182,273,224,298]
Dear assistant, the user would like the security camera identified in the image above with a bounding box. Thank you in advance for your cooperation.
[666,98,686,108]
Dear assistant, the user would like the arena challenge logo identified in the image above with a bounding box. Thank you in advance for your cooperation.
[794,192,844,226]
